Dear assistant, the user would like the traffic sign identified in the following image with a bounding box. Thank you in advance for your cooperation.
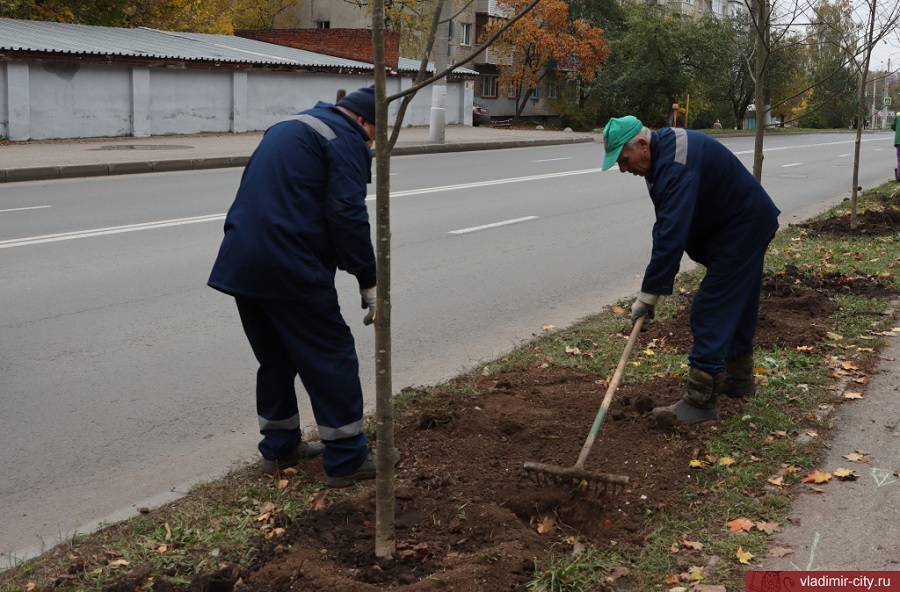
[885,97,892,106]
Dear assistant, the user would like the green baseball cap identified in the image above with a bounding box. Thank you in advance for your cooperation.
[602,116,643,171]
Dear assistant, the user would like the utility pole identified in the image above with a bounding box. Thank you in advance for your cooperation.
[429,0,450,143]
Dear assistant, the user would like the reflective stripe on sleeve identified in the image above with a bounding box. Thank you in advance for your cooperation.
[284,114,337,141]
[673,127,688,164]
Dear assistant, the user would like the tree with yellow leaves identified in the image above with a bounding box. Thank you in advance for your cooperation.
[480,0,609,121]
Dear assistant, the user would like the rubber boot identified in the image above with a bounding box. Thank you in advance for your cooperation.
[653,368,722,426]
[721,353,757,399]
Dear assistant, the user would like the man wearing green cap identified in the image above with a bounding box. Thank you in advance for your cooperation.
[602,116,780,425]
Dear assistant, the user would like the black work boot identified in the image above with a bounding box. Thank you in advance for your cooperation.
[653,367,723,426]
[722,353,756,399]
[260,441,326,476]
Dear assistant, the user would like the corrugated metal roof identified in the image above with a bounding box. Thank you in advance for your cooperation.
[397,56,478,75]
[0,18,374,69]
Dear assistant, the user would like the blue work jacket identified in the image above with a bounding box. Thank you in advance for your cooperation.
[208,103,376,299]
[641,128,780,296]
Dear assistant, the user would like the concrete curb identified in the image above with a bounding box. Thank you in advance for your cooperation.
[0,137,595,183]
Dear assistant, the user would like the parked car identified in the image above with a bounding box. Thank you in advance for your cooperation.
[473,102,491,127]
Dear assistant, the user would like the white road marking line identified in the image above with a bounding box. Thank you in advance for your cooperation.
[781,162,802,168]
[532,157,573,162]
[0,205,52,213]
[839,153,852,157]
[0,213,225,249]
[448,216,539,235]
[731,136,883,155]
[366,168,602,200]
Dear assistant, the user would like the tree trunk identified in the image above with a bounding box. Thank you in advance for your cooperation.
[752,0,767,181]
[371,0,396,559]
[851,0,879,230]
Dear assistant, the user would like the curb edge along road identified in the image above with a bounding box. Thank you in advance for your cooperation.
[0,136,598,184]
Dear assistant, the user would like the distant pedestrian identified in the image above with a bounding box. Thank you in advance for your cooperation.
[601,115,781,425]
[892,115,900,181]
[208,86,387,488]
[713,119,722,130]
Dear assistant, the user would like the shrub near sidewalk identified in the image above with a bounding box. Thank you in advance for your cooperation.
[2,182,899,592]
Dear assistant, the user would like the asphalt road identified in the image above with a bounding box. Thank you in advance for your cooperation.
[1,132,896,565]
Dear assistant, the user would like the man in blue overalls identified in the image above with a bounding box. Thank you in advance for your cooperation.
[601,115,780,425]
[209,86,384,486]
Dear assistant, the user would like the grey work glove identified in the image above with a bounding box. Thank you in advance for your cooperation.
[360,287,377,326]
[631,292,659,324]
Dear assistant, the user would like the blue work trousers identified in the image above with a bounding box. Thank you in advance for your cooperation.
[235,291,369,478]
[688,236,773,375]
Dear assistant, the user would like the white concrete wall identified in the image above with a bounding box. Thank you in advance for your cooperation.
[1,60,473,141]
[149,69,232,136]
[30,63,132,139]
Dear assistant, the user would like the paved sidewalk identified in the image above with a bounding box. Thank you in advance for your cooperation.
[761,302,900,572]
[0,125,598,183]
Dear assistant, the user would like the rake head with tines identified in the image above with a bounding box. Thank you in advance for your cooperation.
[523,461,629,497]
[522,315,645,498]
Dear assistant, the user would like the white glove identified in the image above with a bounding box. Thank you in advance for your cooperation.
[631,292,659,324]
[360,287,376,325]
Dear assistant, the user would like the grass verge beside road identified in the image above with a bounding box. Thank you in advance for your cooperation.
[3,181,900,592]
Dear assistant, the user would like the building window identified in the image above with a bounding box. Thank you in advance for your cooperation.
[711,0,722,13]
[547,80,560,99]
[507,84,519,99]
[315,21,330,29]
[481,75,497,97]
[461,23,473,46]
[567,79,579,103]
[531,86,540,100]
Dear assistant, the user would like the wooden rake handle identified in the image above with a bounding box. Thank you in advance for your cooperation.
[574,314,645,470]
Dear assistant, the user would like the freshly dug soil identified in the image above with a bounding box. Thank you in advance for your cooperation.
[105,253,899,591]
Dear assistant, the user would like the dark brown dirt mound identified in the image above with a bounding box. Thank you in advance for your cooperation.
[791,203,900,236]
[102,267,895,592]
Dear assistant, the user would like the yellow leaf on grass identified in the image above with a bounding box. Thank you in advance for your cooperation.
[277,479,289,489]
[682,539,704,550]
[767,476,785,487]
[801,470,832,484]
[688,566,705,581]
[827,332,844,340]
[843,392,864,400]
[542,325,556,331]
[689,459,708,468]
[664,575,680,585]
[736,546,754,564]
[718,456,736,466]
[164,522,172,541]
[726,518,753,532]
[611,306,626,315]
[108,559,130,567]
[841,360,860,370]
